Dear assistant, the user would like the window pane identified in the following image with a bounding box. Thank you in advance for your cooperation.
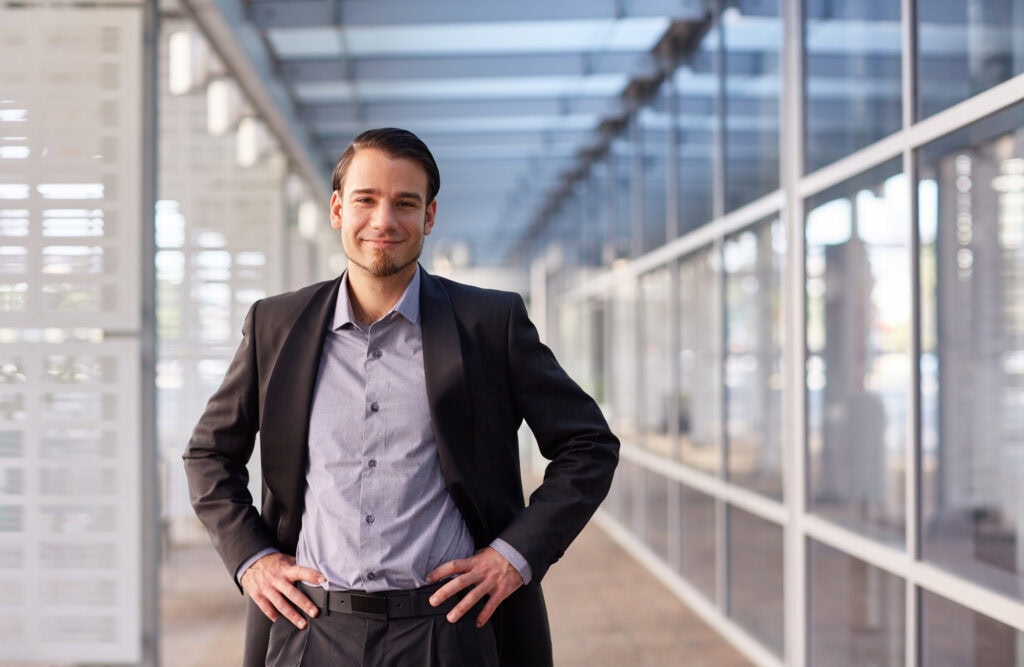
[679,248,721,473]
[804,1,903,172]
[611,280,639,443]
[805,159,910,545]
[922,590,1022,665]
[604,458,636,529]
[918,1,1024,119]
[643,468,670,562]
[724,217,785,498]
[640,269,674,456]
[727,507,784,657]
[639,86,669,252]
[918,102,1024,600]
[677,482,717,603]
[808,540,905,667]
[674,32,715,234]
[723,0,781,209]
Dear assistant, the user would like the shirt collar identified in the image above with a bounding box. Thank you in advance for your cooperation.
[333,265,421,330]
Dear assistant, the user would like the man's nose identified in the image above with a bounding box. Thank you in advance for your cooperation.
[370,204,398,229]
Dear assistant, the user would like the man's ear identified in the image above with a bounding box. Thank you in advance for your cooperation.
[329,191,343,230]
[424,199,437,236]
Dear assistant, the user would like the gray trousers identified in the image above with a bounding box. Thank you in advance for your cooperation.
[266,604,500,667]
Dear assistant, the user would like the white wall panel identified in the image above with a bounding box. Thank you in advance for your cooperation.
[0,3,146,662]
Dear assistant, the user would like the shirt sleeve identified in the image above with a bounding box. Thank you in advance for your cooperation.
[235,547,280,586]
[489,538,533,585]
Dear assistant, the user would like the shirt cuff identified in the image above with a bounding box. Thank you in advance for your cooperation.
[235,547,279,586]
[489,538,533,585]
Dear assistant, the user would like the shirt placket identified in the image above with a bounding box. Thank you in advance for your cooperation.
[360,319,388,588]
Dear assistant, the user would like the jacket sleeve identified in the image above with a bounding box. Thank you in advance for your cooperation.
[496,294,619,582]
[183,301,276,585]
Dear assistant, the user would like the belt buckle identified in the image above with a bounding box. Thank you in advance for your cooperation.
[350,593,387,621]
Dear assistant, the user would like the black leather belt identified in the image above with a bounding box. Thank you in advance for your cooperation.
[298,581,462,622]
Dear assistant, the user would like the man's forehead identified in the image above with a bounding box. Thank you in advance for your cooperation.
[343,149,428,195]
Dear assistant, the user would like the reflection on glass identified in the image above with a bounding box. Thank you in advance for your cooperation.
[805,159,910,545]
[604,458,636,531]
[922,590,1022,665]
[918,102,1024,601]
[809,540,905,667]
[724,218,784,498]
[918,2,1024,119]
[674,29,715,234]
[728,507,784,657]
[611,280,639,443]
[678,248,721,473]
[643,468,670,561]
[677,482,716,603]
[639,87,669,252]
[804,1,903,172]
[723,0,781,209]
[640,269,674,456]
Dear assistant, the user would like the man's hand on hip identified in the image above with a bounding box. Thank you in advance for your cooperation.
[241,552,326,629]
[425,546,524,628]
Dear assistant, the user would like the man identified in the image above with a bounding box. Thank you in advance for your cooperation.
[184,127,618,666]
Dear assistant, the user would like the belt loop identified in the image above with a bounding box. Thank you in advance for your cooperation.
[324,588,330,617]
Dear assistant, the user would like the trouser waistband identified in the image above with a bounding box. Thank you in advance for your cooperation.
[298,581,462,621]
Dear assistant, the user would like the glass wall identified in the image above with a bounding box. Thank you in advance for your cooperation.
[808,540,905,667]
[723,0,782,210]
[918,1,1024,119]
[724,217,785,498]
[805,159,911,546]
[918,102,1024,602]
[547,2,1024,666]
[639,268,674,456]
[804,0,903,173]
[678,247,721,473]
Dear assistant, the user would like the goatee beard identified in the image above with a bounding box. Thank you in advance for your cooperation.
[357,245,422,278]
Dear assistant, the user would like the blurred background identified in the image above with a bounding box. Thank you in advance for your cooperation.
[1,0,1024,665]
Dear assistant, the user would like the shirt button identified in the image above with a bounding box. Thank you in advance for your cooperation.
[368,459,377,468]
[365,514,375,524]
[370,402,380,412]
[372,350,383,358]
[367,571,376,580]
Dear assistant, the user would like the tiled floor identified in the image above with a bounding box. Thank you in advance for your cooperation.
[161,522,754,667]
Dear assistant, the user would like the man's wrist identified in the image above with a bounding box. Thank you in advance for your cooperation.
[236,547,279,585]
[489,538,532,585]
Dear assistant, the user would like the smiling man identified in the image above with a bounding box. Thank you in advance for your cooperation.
[184,127,619,667]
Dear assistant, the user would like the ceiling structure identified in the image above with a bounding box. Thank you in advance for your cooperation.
[182,0,712,267]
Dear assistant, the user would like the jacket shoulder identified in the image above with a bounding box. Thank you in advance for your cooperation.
[430,274,523,310]
[254,278,338,317]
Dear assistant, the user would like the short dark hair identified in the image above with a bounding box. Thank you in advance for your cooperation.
[331,128,441,204]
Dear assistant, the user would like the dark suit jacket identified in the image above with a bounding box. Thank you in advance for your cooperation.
[183,268,619,666]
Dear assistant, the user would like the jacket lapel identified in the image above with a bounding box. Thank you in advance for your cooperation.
[261,276,341,520]
[419,270,485,542]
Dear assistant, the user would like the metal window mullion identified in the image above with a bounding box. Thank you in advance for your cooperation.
[901,0,920,664]
[712,0,726,221]
[630,112,645,259]
[140,1,160,665]
[714,234,729,618]
[781,0,807,664]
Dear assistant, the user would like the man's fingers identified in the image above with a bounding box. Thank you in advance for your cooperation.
[426,557,468,584]
[475,595,503,628]
[286,564,327,586]
[265,589,309,629]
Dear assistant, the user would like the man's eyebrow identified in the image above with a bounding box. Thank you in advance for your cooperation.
[348,188,423,202]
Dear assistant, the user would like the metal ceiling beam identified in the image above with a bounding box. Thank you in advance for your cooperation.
[280,52,658,82]
[302,98,625,125]
[248,0,706,28]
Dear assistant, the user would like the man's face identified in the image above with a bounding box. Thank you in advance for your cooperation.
[330,148,436,281]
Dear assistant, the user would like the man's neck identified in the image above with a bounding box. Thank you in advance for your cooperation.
[346,265,416,325]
